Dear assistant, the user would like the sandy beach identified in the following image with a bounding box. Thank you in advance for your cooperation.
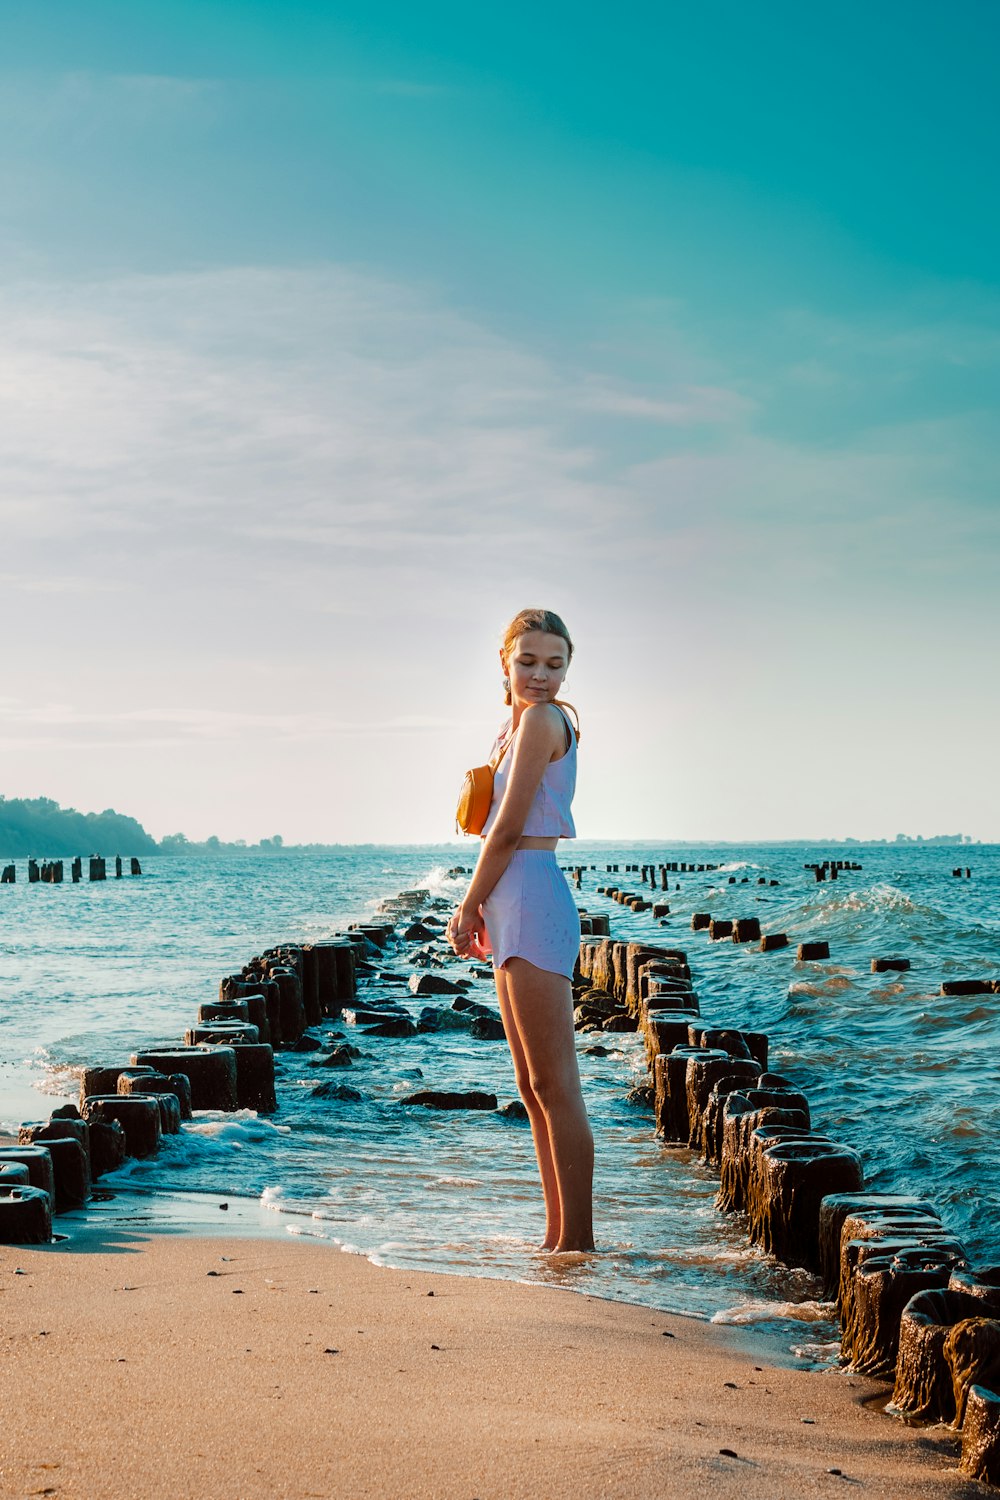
[0,1232,981,1500]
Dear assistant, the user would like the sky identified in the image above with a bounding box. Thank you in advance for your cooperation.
[1,0,998,844]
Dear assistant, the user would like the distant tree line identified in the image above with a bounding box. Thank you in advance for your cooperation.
[158,833,287,855]
[0,797,295,859]
[0,796,159,858]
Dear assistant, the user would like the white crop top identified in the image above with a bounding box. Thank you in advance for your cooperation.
[480,704,577,839]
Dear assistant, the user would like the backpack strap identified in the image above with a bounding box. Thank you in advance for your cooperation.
[488,723,515,773]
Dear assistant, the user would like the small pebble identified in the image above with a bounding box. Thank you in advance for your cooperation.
[661,1329,675,1338]
[232,1289,243,1295]
[801,1417,815,1424]
[431,1343,441,1350]
[219,1202,229,1211]
[206,1271,220,1277]
[719,1448,738,1459]
[723,1381,738,1389]
[324,1348,339,1355]
[827,1469,842,1477]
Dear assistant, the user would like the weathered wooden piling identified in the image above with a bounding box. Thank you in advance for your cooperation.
[18,1120,92,1209]
[941,978,995,996]
[82,1095,162,1158]
[89,856,106,881]
[819,1196,940,1303]
[184,1032,277,1112]
[843,1243,968,1377]
[0,1184,52,1243]
[960,1384,1000,1484]
[131,1046,239,1112]
[692,1026,768,1071]
[185,1023,261,1046]
[749,1136,864,1272]
[0,1144,57,1200]
[88,1118,127,1177]
[267,964,305,1043]
[686,1054,761,1155]
[119,1069,192,1121]
[653,1046,728,1144]
[717,1103,811,1214]
[642,1010,697,1071]
[797,940,830,960]
[893,1287,1000,1423]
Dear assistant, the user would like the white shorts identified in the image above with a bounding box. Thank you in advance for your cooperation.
[481,851,580,981]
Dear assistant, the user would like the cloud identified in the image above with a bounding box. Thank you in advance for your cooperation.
[0,695,483,748]
[2,260,995,635]
[1,261,996,839]
[0,267,601,554]
[577,381,753,426]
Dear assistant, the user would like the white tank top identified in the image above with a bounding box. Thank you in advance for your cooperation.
[480,704,577,839]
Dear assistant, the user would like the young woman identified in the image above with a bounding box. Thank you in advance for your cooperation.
[447,608,595,1253]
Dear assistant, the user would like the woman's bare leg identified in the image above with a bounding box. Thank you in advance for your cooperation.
[497,957,594,1251]
[494,968,562,1248]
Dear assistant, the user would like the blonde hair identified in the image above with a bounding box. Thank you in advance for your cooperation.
[501,608,573,706]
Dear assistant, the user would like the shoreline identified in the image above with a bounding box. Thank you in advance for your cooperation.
[1,1167,826,1370]
[1,1230,975,1500]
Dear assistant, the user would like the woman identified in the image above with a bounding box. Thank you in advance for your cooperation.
[447,608,595,1253]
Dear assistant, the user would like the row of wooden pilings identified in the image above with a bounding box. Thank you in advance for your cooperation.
[0,931,367,1247]
[571,906,1000,1488]
[601,883,1000,993]
[0,856,142,884]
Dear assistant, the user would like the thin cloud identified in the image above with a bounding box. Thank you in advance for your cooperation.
[0,697,483,745]
[578,381,753,426]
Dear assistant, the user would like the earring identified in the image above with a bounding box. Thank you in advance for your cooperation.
[502,675,510,694]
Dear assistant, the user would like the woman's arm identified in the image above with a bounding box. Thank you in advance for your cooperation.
[447,704,563,952]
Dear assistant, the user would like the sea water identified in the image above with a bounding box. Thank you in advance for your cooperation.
[1,842,997,1353]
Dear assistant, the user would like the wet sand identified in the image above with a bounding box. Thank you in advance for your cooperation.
[0,1232,981,1500]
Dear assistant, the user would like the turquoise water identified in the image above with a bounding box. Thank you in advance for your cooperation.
[1,842,997,1352]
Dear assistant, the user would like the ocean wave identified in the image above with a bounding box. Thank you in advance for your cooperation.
[419,864,470,897]
[711,1298,834,1326]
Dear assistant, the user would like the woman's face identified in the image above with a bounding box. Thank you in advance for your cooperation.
[503,630,570,708]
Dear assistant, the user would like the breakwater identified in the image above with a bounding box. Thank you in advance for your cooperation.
[1,855,142,883]
[575,874,1000,1485]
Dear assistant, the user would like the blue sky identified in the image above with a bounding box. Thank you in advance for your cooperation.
[1,1,997,841]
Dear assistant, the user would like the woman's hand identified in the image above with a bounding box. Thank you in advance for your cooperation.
[447,903,486,958]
